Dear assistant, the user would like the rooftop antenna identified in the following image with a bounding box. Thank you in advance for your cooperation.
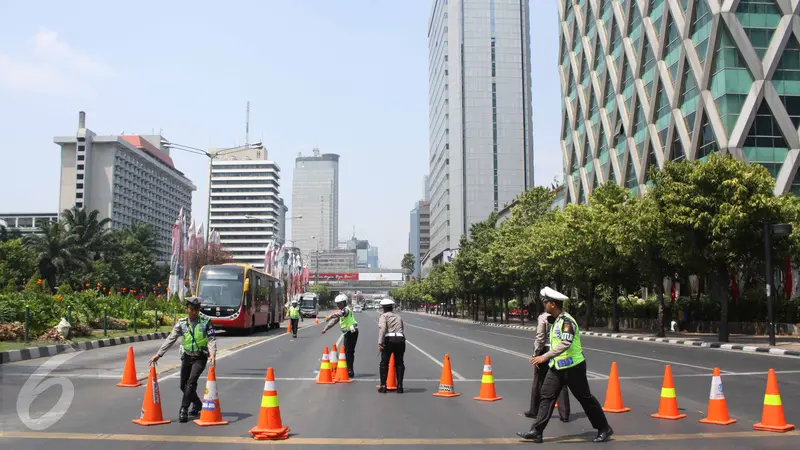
[245,101,250,145]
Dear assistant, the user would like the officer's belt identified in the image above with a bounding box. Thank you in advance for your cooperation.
[385,332,404,337]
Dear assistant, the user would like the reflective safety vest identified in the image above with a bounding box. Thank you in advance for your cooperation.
[289,306,300,319]
[548,312,584,370]
[181,317,210,355]
[339,308,358,333]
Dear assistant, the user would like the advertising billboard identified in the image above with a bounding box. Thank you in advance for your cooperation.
[358,272,404,282]
[314,273,359,281]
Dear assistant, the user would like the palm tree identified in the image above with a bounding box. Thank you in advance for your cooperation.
[61,207,111,260]
[24,221,84,291]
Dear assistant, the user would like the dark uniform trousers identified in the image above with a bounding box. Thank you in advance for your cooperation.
[380,336,406,387]
[531,361,609,433]
[529,346,570,419]
[180,353,207,410]
[290,318,299,337]
[344,329,359,372]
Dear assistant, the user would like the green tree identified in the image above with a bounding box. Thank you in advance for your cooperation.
[309,284,333,308]
[61,207,111,261]
[649,155,785,342]
[24,221,83,292]
[401,253,415,280]
[0,238,37,289]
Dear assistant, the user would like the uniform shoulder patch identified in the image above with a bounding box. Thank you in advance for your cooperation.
[561,319,575,341]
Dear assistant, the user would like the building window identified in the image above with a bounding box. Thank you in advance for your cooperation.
[77,154,85,161]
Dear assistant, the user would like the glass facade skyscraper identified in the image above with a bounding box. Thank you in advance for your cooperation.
[559,0,800,204]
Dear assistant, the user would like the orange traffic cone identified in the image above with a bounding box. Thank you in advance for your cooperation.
[132,365,170,426]
[194,365,228,426]
[699,368,735,425]
[754,369,794,432]
[377,354,398,390]
[117,346,143,387]
[433,354,460,397]
[335,347,353,383]
[330,344,339,378]
[651,365,686,420]
[286,320,292,334]
[602,362,630,413]
[474,355,501,402]
[316,346,335,384]
[249,368,290,440]
[314,315,319,325]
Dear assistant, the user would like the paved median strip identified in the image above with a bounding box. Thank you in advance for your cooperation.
[1,430,798,445]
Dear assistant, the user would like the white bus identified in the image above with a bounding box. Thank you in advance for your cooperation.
[299,292,319,318]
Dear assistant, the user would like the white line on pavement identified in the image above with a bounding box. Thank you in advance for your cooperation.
[405,339,466,381]
[405,323,608,380]
[161,331,288,380]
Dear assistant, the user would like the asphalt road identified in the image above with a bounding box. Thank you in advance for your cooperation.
[1,309,798,449]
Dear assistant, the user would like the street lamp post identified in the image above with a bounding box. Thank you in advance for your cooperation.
[764,222,793,347]
[162,140,263,241]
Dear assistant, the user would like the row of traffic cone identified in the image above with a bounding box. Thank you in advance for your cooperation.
[648,364,794,432]
[316,345,353,384]
[432,354,503,401]
[130,363,291,440]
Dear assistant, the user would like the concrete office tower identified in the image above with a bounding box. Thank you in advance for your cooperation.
[291,149,339,254]
[423,175,430,202]
[426,0,535,266]
[55,112,195,263]
[208,145,282,268]
[408,200,431,278]
[559,0,800,204]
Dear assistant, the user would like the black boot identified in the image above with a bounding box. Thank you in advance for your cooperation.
[189,401,202,418]
[179,407,189,423]
[396,365,404,393]
[516,430,543,443]
[397,384,404,394]
[593,427,613,443]
[378,385,387,393]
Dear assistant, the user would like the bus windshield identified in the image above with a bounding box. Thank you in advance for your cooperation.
[300,299,316,308]
[197,266,244,307]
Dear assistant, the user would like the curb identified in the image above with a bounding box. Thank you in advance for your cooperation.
[0,332,170,365]
[406,312,800,357]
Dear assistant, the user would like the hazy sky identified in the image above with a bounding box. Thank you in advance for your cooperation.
[0,0,562,269]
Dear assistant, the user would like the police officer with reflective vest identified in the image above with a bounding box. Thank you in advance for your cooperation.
[526,308,570,421]
[517,287,613,443]
[288,299,302,338]
[150,297,217,423]
[377,298,405,393]
[321,294,358,378]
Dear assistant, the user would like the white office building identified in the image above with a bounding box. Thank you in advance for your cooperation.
[55,112,195,263]
[208,146,283,269]
[426,0,534,266]
[291,149,339,255]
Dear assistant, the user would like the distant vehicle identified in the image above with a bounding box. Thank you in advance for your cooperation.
[298,292,319,318]
[196,263,284,334]
[353,304,363,313]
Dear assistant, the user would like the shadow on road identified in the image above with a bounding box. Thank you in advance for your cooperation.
[220,412,253,423]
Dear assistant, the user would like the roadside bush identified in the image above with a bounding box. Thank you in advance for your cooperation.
[0,322,24,340]
[37,328,67,343]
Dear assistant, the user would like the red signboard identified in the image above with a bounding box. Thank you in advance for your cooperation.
[313,273,359,281]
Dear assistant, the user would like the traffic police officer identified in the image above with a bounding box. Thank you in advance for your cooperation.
[321,294,358,378]
[149,297,217,423]
[517,287,613,443]
[377,298,405,393]
[526,308,570,421]
[288,299,302,338]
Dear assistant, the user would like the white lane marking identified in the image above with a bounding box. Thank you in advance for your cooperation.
[405,323,607,380]
[582,346,733,374]
[161,331,288,380]
[406,340,466,381]
[478,330,536,340]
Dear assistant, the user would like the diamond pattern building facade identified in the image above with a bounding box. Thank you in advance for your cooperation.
[559,0,800,204]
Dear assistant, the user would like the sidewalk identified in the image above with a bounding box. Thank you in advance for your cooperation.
[406,311,800,357]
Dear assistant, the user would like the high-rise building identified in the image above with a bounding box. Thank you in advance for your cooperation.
[560,0,800,204]
[426,0,535,267]
[367,246,380,269]
[408,200,431,278]
[207,145,282,268]
[291,149,339,255]
[55,112,195,263]
[423,175,430,202]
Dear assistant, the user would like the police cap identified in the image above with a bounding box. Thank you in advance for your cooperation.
[380,298,395,306]
[540,287,568,302]
[185,297,202,307]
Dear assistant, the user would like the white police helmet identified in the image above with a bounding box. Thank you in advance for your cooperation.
[540,287,569,302]
[335,294,348,304]
[291,299,298,305]
[380,298,395,306]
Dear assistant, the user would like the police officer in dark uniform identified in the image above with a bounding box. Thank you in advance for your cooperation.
[525,309,570,421]
[149,297,217,422]
[377,298,405,393]
[517,287,613,443]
